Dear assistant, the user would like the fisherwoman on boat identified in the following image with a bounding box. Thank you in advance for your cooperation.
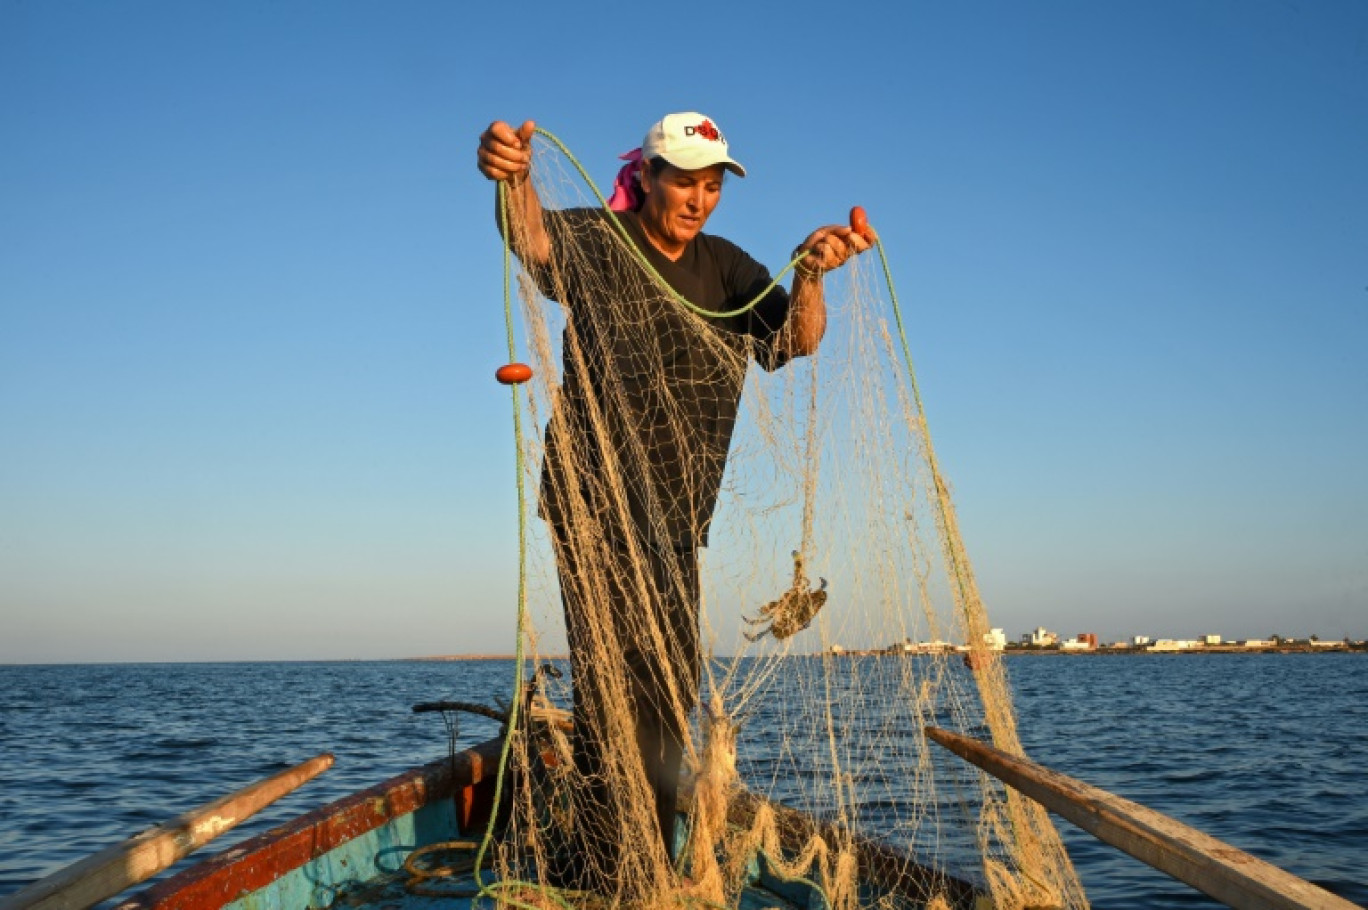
[476,112,872,896]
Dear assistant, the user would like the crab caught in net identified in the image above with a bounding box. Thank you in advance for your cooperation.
[742,550,828,642]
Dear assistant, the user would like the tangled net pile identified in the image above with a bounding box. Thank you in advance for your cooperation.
[482,129,1089,910]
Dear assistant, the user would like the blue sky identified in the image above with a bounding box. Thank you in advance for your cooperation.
[2,1,1365,662]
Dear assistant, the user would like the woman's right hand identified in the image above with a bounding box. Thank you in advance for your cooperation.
[477,120,536,183]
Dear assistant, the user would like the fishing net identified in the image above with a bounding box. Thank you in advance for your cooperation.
[481,129,1089,910]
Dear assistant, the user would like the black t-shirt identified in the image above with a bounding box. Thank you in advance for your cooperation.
[530,207,792,548]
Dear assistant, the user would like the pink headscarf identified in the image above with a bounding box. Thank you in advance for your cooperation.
[607,148,644,212]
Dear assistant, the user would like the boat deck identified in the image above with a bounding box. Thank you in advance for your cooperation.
[328,861,838,910]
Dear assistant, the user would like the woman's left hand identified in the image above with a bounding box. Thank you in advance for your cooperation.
[793,225,875,276]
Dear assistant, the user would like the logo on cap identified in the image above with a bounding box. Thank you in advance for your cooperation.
[685,119,722,143]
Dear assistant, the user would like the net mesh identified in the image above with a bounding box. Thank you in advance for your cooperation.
[488,133,1089,910]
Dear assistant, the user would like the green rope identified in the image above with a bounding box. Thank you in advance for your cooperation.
[873,238,980,638]
[471,179,533,898]
[532,126,815,318]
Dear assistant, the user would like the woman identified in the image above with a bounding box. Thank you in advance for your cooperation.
[476,112,870,896]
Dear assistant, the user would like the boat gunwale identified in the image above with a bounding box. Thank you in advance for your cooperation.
[111,738,505,910]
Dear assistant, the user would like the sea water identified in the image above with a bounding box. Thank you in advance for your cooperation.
[0,655,1363,908]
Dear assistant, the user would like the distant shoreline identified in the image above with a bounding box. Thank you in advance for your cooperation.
[407,646,1364,662]
[998,646,1366,656]
[831,645,1367,658]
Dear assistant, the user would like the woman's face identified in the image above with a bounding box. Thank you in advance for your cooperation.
[638,162,726,255]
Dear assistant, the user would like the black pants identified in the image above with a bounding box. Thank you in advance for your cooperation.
[552,530,700,886]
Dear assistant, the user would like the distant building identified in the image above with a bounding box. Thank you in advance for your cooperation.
[983,628,1007,651]
[1023,627,1057,647]
[1060,633,1097,651]
[1148,639,1202,652]
[900,639,954,653]
[1203,634,1222,646]
[1241,639,1275,648]
[1133,635,1151,646]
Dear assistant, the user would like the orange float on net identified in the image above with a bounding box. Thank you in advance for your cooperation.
[849,205,873,241]
[495,362,533,385]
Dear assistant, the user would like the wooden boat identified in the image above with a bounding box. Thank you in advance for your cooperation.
[4,705,1359,910]
[103,731,982,910]
[1,696,985,910]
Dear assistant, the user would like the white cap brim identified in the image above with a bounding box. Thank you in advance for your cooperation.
[658,148,747,177]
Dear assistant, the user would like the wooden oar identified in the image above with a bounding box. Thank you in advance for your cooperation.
[924,727,1361,910]
[0,754,334,910]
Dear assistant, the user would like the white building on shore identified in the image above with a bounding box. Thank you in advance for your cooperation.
[899,639,955,653]
[1147,639,1203,652]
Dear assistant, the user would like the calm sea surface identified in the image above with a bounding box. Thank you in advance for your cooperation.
[0,655,1363,908]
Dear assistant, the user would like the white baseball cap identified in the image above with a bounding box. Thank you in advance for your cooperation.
[641,112,747,177]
